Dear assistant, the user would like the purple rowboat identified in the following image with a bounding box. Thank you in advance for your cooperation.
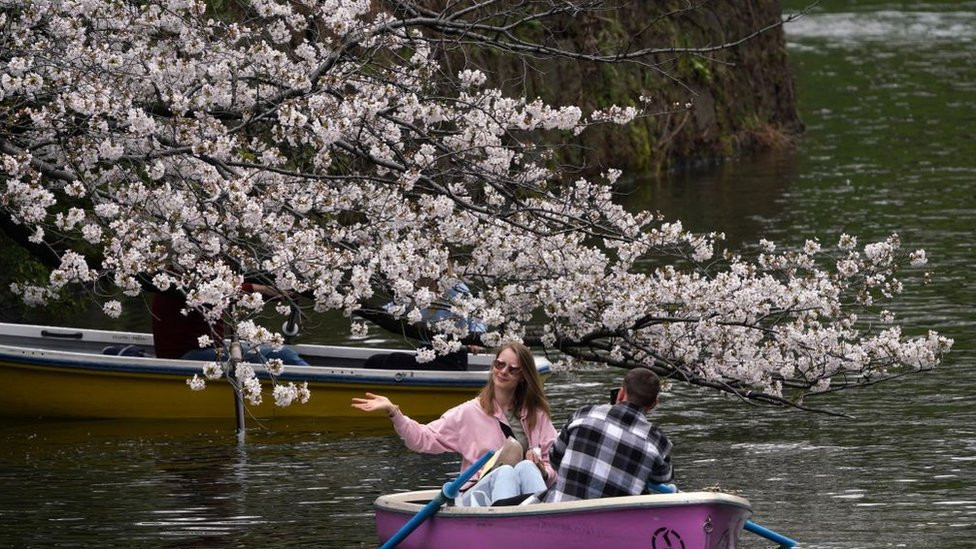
[374,489,752,549]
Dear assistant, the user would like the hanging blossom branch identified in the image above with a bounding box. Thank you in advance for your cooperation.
[0,0,948,413]
[514,235,949,415]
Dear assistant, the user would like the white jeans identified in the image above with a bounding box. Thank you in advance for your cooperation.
[457,460,547,507]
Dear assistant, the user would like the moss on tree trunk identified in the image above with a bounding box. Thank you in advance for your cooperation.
[441,0,803,175]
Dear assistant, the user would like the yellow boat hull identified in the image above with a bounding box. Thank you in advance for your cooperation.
[0,359,476,420]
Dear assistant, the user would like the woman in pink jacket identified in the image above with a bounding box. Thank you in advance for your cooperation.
[352,342,557,506]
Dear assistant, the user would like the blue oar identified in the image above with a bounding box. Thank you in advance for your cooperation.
[379,451,494,549]
[648,483,798,548]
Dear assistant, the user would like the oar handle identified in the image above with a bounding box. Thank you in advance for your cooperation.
[379,451,495,549]
[647,483,798,548]
[282,305,301,342]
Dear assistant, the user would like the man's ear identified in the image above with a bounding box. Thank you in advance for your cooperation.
[615,387,627,404]
[644,398,658,412]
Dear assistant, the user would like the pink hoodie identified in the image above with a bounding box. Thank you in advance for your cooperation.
[391,397,557,486]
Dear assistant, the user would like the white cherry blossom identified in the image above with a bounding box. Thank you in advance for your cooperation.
[0,0,952,414]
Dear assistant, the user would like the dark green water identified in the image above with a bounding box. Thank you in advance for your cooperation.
[2,2,975,548]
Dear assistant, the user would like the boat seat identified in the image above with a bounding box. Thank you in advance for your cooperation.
[101,344,148,357]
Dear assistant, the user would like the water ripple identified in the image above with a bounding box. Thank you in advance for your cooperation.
[786,9,976,44]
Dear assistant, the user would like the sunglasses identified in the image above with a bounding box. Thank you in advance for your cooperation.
[492,359,522,375]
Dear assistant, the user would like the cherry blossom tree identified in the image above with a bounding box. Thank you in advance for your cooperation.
[0,0,950,414]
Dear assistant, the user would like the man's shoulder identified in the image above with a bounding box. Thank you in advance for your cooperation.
[607,402,657,424]
[573,403,613,419]
[564,403,616,429]
[600,404,670,443]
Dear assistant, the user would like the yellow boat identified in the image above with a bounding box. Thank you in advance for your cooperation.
[0,322,550,421]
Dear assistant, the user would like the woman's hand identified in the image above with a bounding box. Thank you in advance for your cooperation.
[525,446,547,479]
[351,392,397,416]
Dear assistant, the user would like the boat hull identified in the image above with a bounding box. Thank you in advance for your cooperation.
[375,490,752,549]
[0,322,548,420]
[0,357,478,420]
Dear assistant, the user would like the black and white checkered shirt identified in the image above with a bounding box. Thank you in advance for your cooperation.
[539,402,673,503]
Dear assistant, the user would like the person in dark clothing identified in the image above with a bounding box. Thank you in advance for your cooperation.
[151,282,307,365]
[364,281,486,371]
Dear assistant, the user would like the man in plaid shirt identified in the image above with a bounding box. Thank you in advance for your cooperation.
[538,368,673,503]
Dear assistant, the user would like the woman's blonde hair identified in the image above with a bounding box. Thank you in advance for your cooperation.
[478,342,550,431]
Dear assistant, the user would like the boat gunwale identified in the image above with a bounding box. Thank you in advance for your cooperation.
[374,489,753,518]
[0,322,548,386]
[0,351,492,386]
[0,321,512,364]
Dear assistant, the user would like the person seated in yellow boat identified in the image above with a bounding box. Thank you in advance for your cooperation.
[151,282,308,365]
[365,280,486,371]
[352,342,556,506]
[524,368,673,504]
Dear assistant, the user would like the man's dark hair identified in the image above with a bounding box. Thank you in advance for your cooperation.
[623,368,661,407]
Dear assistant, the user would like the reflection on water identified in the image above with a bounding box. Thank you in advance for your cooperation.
[4,2,976,549]
[620,149,800,244]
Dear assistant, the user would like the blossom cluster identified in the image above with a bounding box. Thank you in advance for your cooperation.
[0,0,952,410]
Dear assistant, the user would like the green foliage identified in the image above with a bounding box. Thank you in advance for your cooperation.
[0,233,88,322]
[687,56,713,82]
